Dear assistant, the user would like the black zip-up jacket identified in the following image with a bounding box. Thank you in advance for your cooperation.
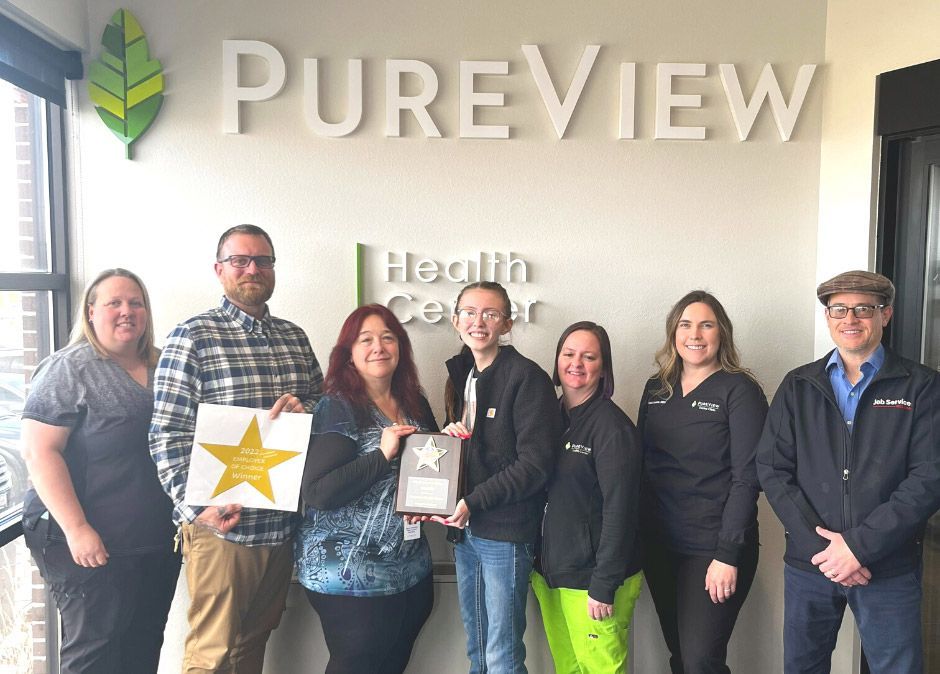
[444,346,560,544]
[757,347,940,577]
[536,392,642,604]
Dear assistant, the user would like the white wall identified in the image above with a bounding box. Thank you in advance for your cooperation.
[0,0,87,50]
[70,0,829,671]
[815,0,940,355]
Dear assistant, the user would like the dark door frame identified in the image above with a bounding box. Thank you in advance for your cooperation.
[873,57,940,674]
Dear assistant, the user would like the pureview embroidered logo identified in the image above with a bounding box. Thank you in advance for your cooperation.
[565,441,592,456]
[691,400,721,413]
[872,398,913,410]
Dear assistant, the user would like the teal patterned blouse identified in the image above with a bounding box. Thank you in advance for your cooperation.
[295,395,433,596]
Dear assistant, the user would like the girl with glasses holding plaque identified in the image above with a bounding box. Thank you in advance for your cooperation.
[437,281,560,674]
[639,291,767,674]
[295,304,437,674]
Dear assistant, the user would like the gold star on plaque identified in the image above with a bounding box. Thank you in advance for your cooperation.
[199,416,300,501]
[413,436,448,472]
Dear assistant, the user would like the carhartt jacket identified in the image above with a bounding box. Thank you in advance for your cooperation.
[444,345,560,544]
[756,347,940,577]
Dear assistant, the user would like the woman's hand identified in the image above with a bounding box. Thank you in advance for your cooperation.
[22,420,110,567]
[705,559,738,604]
[380,424,417,461]
[64,521,109,567]
[431,498,471,528]
[442,422,471,439]
[588,596,614,621]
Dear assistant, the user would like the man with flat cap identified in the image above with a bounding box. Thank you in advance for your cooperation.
[757,270,940,673]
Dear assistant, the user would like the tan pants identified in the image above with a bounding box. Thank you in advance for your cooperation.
[180,523,293,674]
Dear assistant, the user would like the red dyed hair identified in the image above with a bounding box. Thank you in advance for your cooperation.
[325,304,426,424]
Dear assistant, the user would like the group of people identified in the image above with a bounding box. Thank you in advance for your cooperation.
[17,223,939,674]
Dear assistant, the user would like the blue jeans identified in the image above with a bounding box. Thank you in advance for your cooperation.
[783,563,923,674]
[454,527,534,674]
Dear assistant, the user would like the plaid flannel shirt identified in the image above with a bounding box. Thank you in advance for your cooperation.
[149,297,323,546]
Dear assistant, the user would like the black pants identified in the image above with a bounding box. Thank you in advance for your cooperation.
[643,540,759,674]
[26,533,181,674]
[305,573,434,674]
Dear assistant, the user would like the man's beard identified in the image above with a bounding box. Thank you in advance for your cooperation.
[227,275,273,307]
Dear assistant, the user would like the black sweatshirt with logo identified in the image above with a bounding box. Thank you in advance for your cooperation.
[757,348,940,577]
[535,391,642,604]
[639,370,768,565]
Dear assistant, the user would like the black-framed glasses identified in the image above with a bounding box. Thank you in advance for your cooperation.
[826,304,884,319]
[217,255,276,269]
[456,308,506,323]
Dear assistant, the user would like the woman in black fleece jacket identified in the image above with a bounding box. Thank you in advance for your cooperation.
[532,321,643,673]
[437,281,559,674]
[639,291,767,674]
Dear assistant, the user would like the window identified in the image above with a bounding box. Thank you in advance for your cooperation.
[0,65,72,539]
[0,13,81,673]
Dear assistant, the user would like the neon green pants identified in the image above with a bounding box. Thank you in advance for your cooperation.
[531,570,643,674]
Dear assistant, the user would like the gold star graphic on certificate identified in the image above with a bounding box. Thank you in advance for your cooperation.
[199,416,300,501]
[413,436,448,472]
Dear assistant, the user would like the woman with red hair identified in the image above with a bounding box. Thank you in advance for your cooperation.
[295,304,437,674]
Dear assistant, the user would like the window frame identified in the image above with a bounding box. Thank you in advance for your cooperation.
[0,18,76,545]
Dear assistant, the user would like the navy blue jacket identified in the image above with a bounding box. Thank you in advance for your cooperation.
[757,347,940,576]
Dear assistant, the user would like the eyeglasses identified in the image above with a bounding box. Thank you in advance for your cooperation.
[456,308,506,323]
[217,255,276,269]
[825,304,884,319]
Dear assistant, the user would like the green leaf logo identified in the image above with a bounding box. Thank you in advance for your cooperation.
[88,9,164,159]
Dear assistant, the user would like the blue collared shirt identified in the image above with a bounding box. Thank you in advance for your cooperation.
[826,344,885,432]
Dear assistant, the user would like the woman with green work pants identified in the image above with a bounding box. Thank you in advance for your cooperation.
[533,321,644,673]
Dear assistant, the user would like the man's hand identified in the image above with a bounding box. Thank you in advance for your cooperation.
[811,526,869,585]
[195,504,243,535]
[269,393,304,419]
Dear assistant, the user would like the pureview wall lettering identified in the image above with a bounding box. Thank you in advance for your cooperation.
[362,246,539,325]
[222,42,816,142]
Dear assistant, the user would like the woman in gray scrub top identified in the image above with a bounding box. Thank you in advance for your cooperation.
[21,268,178,674]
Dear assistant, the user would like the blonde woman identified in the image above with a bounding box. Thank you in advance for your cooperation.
[21,269,178,674]
[639,291,767,674]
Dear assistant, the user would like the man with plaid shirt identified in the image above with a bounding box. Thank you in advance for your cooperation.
[150,224,322,674]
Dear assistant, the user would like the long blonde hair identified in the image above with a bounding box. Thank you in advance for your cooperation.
[652,290,758,399]
[70,268,159,367]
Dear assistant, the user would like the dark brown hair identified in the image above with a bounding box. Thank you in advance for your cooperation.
[552,321,615,399]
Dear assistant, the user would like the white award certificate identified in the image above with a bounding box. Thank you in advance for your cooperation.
[184,403,312,512]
